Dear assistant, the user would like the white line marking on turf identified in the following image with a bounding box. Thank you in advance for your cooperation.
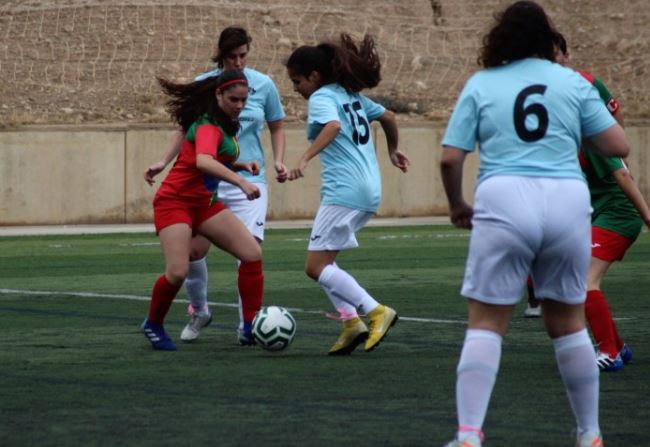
[6,288,633,324]
[0,288,465,324]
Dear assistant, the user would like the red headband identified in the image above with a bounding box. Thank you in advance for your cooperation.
[218,79,248,91]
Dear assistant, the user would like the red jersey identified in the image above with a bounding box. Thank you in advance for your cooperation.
[156,118,239,207]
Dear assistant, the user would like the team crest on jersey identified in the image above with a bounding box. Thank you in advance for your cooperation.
[607,98,619,114]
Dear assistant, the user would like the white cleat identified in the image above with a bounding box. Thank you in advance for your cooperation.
[576,430,603,447]
[180,312,212,342]
[524,304,541,318]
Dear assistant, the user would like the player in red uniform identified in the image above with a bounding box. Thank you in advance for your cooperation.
[141,69,265,351]
[556,33,650,371]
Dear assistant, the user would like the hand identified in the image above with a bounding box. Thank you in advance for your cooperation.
[144,161,166,185]
[233,161,260,175]
[275,162,288,183]
[449,202,473,229]
[239,180,261,201]
[288,157,309,181]
[390,149,410,173]
[246,161,260,175]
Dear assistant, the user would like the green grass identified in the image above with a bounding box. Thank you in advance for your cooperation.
[0,226,647,446]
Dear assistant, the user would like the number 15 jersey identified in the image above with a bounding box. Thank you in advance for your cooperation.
[442,58,616,184]
[307,84,386,212]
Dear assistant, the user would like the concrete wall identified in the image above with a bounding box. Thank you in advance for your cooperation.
[1,124,647,225]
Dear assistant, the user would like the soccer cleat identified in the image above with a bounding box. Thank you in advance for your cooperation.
[364,304,398,352]
[595,351,623,372]
[619,344,632,364]
[142,319,177,351]
[523,304,541,318]
[180,311,212,342]
[237,322,256,346]
[443,433,482,447]
[328,317,369,355]
[576,430,604,447]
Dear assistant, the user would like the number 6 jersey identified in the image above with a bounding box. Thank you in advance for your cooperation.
[442,58,616,184]
[307,84,386,212]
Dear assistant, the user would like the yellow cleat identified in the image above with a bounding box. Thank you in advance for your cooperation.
[364,304,398,352]
[328,317,369,355]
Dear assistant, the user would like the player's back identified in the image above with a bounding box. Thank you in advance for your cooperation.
[465,58,613,182]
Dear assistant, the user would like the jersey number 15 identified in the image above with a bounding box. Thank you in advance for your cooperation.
[343,101,370,146]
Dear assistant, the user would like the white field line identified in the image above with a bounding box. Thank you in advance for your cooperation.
[0,288,464,324]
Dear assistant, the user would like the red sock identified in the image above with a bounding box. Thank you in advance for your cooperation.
[238,260,264,324]
[585,289,619,357]
[148,275,182,324]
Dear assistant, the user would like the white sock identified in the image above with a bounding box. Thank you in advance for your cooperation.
[553,329,600,435]
[237,296,244,330]
[236,259,244,330]
[455,329,502,438]
[185,257,209,314]
[318,263,378,314]
[317,263,358,319]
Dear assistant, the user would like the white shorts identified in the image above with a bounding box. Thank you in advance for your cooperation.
[461,176,591,305]
[308,205,374,251]
[217,181,268,241]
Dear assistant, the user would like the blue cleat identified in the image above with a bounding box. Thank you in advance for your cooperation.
[142,319,177,351]
[596,350,623,372]
[237,322,256,346]
[619,344,632,364]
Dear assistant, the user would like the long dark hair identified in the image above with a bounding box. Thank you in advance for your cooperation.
[211,26,252,68]
[158,69,248,135]
[286,33,381,92]
[479,1,557,68]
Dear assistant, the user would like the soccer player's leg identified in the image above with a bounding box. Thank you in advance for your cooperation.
[180,236,213,342]
[199,206,263,346]
[144,222,194,351]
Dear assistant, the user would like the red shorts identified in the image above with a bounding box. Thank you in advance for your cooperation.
[592,226,634,262]
[153,196,226,235]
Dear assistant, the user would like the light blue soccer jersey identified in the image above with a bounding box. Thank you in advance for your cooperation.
[306,84,386,212]
[195,67,285,183]
[442,58,616,184]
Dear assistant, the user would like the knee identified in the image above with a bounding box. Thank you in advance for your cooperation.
[165,263,189,284]
[189,237,211,261]
[240,244,262,264]
[305,261,327,281]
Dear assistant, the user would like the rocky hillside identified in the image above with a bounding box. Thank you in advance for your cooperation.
[1,0,648,126]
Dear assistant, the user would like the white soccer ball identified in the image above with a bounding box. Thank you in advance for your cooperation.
[252,306,296,351]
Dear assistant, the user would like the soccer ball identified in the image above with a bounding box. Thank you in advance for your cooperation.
[252,306,296,351]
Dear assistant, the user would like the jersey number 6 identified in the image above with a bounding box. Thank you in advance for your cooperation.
[514,85,548,142]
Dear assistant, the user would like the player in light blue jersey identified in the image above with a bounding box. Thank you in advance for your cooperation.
[144,26,286,345]
[285,33,410,355]
[439,2,629,447]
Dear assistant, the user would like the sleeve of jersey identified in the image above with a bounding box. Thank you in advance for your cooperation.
[579,81,616,137]
[195,124,224,158]
[592,78,620,115]
[359,95,386,121]
[308,90,339,125]
[584,147,625,178]
[442,80,478,151]
[263,78,286,122]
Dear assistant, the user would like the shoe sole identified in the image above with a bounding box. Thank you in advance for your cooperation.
[180,332,199,343]
[328,331,369,356]
[364,313,398,352]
